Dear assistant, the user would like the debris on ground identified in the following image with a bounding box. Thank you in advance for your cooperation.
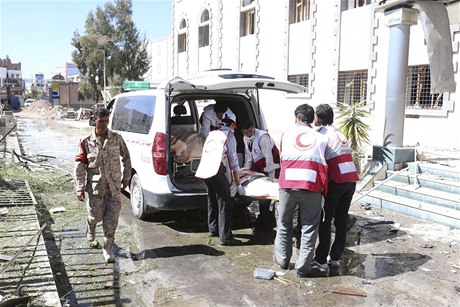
[253,268,275,280]
[49,207,67,214]
[331,284,367,297]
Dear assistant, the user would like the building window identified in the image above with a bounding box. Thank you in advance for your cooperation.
[240,0,256,37]
[157,45,161,56]
[288,74,309,90]
[343,0,372,11]
[337,69,368,105]
[199,9,210,47]
[406,65,442,109]
[290,0,310,23]
[178,19,187,53]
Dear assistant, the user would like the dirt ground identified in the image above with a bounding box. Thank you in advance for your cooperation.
[0,108,459,306]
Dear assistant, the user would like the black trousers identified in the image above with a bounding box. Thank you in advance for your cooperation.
[315,181,356,264]
[204,164,233,244]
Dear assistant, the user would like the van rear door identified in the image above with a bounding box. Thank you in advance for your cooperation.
[166,73,306,95]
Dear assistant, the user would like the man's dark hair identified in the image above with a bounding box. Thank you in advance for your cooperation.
[94,108,110,118]
[220,117,235,127]
[294,103,314,124]
[214,101,227,113]
[238,120,254,130]
[315,104,334,125]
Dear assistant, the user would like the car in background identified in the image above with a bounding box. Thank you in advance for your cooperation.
[24,98,34,107]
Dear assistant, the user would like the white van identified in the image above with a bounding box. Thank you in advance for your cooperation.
[107,70,306,219]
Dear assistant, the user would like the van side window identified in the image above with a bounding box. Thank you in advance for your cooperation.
[130,96,155,133]
[112,96,155,134]
[112,97,132,131]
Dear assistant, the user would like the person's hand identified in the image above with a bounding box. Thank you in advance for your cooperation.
[77,191,85,202]
[237,185,246,196]
[263,164,280,173]
[121,179,129,189]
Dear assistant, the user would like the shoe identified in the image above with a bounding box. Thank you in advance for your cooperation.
[208,232,219,237]
[311,260,329,272]
[103,237,115,263]
[297,270,318,278]
[86,221,96,242]
[220,238,243,246]
[328,259,340,267]
[89,240,100,248]
[276,260,289,270]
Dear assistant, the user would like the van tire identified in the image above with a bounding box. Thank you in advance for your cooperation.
[130,174,147,219]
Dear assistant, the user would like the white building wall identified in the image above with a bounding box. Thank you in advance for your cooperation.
[255,1,288,78]
[220,1,242,71]
[288,21,311,75]
[339,6,372,70]
[172,0,460,150]
[146,36,173,83]
[310,0,341,105]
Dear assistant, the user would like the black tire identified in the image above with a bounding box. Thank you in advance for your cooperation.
[130,174,147,219]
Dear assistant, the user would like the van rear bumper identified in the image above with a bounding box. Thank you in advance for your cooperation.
[144,190,208,211]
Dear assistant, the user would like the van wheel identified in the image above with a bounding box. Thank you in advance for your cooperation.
[130,174,147,219]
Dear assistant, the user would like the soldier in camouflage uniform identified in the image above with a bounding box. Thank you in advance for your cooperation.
[75,108,131,263]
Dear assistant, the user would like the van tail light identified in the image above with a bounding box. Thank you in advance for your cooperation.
[152,132,167,175]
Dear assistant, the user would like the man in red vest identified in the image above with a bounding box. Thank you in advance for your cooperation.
[312,104,359,274]
[274,104,328,278]
[240,120,280,232]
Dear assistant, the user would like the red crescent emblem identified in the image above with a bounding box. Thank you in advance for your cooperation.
[204,140,218,153]
[294,132,315,150]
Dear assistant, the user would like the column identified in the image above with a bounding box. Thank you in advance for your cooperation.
[383,7,418,147]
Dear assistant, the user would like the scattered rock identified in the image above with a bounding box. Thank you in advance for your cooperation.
[49,207,67,214]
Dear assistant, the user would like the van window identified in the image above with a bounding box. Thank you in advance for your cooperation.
[111,95,155,134]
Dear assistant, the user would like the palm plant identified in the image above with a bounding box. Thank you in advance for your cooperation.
[336,101,371,175]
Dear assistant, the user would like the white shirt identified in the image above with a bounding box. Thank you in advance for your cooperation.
[200,104,236,138]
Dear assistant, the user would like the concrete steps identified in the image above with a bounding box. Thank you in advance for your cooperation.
[360,162,460,229]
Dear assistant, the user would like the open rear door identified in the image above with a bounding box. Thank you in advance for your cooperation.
[166,72,307,95]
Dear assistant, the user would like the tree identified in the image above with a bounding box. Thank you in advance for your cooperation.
[71,0,150,101]
[336,101,371,175]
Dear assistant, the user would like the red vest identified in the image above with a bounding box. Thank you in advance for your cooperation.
[278,125,328,194]
[318,126,359,183]
[244,129,280,172]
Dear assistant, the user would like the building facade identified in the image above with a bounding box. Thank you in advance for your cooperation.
[145,36,173,85]
[0,57,23,95]
[164,0,460,151]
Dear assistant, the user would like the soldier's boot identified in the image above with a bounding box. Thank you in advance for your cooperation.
[86,220,96,241]
[87,220,100,248]
[103,237,115,263]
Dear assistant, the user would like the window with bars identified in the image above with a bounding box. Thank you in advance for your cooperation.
[290,0,311,23]
[406,65,442,109]
[337,69,368,105]
[178,19,187,53]
[342,0,372,11]
[288,74,309,90]
[199,9,210,47]
[240,0,256,37]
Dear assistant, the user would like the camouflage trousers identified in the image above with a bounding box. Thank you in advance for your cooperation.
[86,180,122,239]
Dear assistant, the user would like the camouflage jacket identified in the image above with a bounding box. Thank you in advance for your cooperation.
[74,129,131,196]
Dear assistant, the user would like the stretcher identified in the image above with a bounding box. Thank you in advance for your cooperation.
[232,169,280,201]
